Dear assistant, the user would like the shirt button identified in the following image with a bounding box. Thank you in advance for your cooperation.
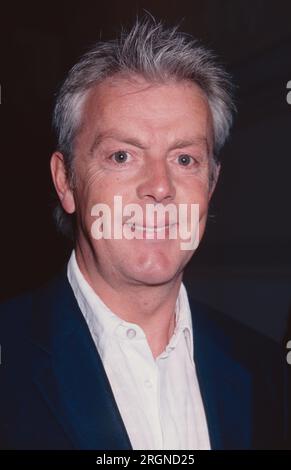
[144,379,152,388]
[126,328,136,339]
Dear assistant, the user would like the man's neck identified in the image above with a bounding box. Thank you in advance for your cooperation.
[74,247,182,359]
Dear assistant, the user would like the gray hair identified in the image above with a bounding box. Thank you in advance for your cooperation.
[52,16,236,239]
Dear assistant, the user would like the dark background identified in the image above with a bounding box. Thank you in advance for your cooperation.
[0,0,290,341]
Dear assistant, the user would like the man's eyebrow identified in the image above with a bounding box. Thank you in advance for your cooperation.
[89,131,209,154]
[89,131,148,154]
[168,137,209,153]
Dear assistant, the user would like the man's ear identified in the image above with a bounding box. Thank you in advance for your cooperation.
[50,152,75,214]
[208,162,221,200]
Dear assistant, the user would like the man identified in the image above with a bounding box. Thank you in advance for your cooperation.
[0,17,288,450]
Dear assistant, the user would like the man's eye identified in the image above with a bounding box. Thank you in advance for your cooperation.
[111,150,130,164]
[177,154,195,166]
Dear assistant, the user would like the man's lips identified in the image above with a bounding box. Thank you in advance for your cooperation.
[124,223,177,232]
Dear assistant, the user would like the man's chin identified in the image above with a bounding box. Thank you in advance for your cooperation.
[116,242,193,286]
[124,260,184,287]
[129,272,181,287]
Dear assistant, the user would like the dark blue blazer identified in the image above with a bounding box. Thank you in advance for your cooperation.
[0,267,288,449]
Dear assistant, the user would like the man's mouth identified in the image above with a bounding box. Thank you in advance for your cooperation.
[125,223,177,233]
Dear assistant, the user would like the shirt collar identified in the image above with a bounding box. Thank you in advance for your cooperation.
[67,249,194,360]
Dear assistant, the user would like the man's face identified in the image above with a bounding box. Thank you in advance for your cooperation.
[65,76,217,287]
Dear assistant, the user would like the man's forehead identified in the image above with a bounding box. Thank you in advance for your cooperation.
[86,74,208,107]
[92,128,208,147]
[80,75,213,153]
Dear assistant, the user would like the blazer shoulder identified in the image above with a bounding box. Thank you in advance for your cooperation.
[0,290,34,337]
[0,267,68,342]
[188,295,284,366]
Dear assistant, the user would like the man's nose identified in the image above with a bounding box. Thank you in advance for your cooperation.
[136,159,176,203]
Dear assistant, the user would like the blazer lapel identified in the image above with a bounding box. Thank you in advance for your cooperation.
[189,298,253,450]
[30,268,132,450]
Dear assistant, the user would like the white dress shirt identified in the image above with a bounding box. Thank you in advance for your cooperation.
[67,250,210,450]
